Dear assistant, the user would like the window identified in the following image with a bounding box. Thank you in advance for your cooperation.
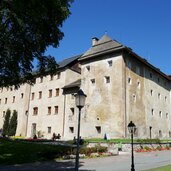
[33,107,38,115]
[150,90,153,96]
[150,73,153,78]
[31,93,35,100]
[12,96,15,103]
[69,127,74,133]
[151,109,154,116]
[55,88,59,96]
[21,93,24,99]
[57,72,61,79]
[50,75,54,81]
[108,60,113,67]
[166,113,169,119]
[5,98,7,104]
[54,106,59,114]
[105,76,110,83]
[128,77,132,84]
[40,76,43,83]
[49,89,52,98]
[86,65,90,71]
[159,130,162,138]
[91,79,95,84]
[0,99,1,104]
[48,107,51,115]
[10,87,13,91]
[136,66,140,75]
[39,91,42,99]
[137,81,140,88]
[169,131,171,138]
[165,96,167,102]
[48,127,51,134]
[95,126,101,134]
[71,94,75,99]
[159,111,162,118]
[158,93,161,99]
[3,111,5,118]
[70,108,75,115]
[132,94,136,102]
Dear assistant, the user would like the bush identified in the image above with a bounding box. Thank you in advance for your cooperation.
[137,138,161,144]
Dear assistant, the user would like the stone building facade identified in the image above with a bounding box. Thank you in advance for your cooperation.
[0,35,170,139]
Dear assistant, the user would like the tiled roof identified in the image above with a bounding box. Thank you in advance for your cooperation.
[80,35,124,60]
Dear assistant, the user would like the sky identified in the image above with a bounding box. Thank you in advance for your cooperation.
[46,0,171,75]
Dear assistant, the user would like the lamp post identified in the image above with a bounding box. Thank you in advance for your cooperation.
[75,89,87,171]
[128,121,136,171]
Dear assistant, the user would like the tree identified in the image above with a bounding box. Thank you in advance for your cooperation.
[2,109,11,136]
[9,110,18,136]
[0,0,73,87]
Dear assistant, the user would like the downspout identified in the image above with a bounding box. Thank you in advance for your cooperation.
[124,53,127,138]
[62,94,66,138]
[25,84,31,137]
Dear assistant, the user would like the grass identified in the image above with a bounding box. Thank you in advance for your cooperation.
[143,164,171,171]
[0,138,73,165]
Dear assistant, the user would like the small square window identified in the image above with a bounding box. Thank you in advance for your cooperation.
[57,72,61,79]
[158,93,161,99]
[137,81,140,88]
[108,60,113,67]
[40,77,43,83]
[105,76,110,83]
[39,91,42,99]
[70,108,75,115]
[48,107,51,115]
[33,107,38,115]
[56,88,60,96]
[159,111,162,117]
[54,106,58,114]
[165,96,167,101]
[12,96,15,103]
[69,127,74,133]
[128,77,132,84]
[159,130,162,138]
[48,127,51,134]
[49,89,52,98]
[166,113,169,119]
[91,79,95,84]
[50,75,54,81]
[5,98,7,104]
[151,109,154,116]
[21,93,24,99]
[86,66,90,71]
[0,99,1,104]
[95,126,101,134]
[150,90,153,96]
[3,111,5,118]
[31,93,35,100]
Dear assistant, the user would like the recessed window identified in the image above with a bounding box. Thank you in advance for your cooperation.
[91,79,95,84]
[48,107,51,115]
[55,88,59,96]
[108,60,113,67]
[54,106,58,114]
[105,76,110,83]
[165,96,167,102]
[57,72,61,79]
[137,81,140,88]
[40,76,43,83]
[3,111,5,118]
[71,94,75,99]
[128,77,132,84]
[158,93,161,99]
[86,66,90,71]
[50,75,54,81]
[0,99,1,104]
[21,93,24,99]
[5,98,7,104]
[70,108,75,115]
[166,113,169,119]
[132,94,136,102]
[39,91,42,99]
[69,127,74,133]
[48,127,51,134]
[12,96,15,103]
[151,109,154,116]
[33,107,38,115]
[159,111,162,117]
[10,87,13,91]
[159,130,162,138]
[49,89,52,98]
[31,93,35,100]
[150,90,153,96]
[95,126,101,134]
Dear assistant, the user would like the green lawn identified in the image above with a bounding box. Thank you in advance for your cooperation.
[143,165,171,171]
[0,138,73,165]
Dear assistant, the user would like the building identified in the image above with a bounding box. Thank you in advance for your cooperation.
[0,35,171,139]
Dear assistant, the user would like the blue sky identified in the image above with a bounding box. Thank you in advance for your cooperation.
[46,0,171,75]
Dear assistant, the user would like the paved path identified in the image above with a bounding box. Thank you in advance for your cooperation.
[0,151,171,171]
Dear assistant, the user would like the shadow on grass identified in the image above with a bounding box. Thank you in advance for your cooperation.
[0,160,95,171]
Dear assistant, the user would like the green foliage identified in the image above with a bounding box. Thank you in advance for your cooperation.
[2,109,11,136]
[0,0,73,87]
[143,146,151,151]
[9,110,18,136]
[136,138,161,144]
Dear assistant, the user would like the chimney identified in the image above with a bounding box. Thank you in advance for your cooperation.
[92,37,99,46]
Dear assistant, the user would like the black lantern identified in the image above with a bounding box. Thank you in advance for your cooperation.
[75,89,87,109]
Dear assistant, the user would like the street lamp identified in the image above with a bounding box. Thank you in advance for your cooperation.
[128,121,136,171]
[75,89,87,171]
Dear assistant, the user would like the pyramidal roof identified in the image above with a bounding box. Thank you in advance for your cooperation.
[80,35,124,60]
